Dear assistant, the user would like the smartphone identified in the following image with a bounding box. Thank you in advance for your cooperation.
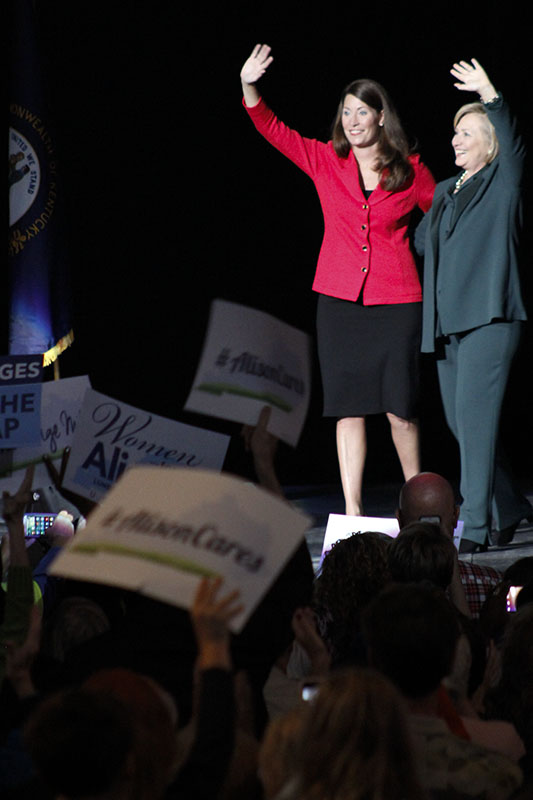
[506,586,523,613]
[301,683,319,702]
[23,513,57,538]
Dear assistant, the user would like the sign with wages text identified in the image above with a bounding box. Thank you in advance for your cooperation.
[0,354,43,447]
[49,466,311,632]
[0,374,90,494]
[62,389,230,502]
[184,300,311,447]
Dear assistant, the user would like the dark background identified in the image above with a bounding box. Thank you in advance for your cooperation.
[14,1,533,491]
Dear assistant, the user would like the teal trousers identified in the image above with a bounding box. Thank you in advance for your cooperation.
[436,320,531,544]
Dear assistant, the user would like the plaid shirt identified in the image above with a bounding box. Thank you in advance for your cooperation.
[459,560,502,618]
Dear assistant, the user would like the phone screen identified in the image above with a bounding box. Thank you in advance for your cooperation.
[506,586,523,613]
[23,513,57,537]
[301,683,319,702]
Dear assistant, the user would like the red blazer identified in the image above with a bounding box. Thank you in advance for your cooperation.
[244,98,435,305]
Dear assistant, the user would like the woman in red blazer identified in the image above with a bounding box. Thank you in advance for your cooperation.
[241,45,435,515]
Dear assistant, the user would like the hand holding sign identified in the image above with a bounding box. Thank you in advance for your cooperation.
[191,576,244,670]
[241,405,282,498]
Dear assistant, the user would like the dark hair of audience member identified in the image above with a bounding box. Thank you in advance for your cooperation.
[24,686,135,798]
[485,603,533,766]
[361,582,461,698]
[267,668,427,800]
[503,557,533,588]
[43,595,111,664]
[84,668,179,799]
[388,521,455,590]
[313,532,392,665]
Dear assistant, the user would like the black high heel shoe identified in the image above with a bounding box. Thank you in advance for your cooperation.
[458,537,488,554]
[491,512,533,547]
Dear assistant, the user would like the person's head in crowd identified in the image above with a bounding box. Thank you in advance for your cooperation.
[503,557,533,590]
[24,685,135,799]
[397,471,459,539]
[25,667,179,800]
[84,668,179,798]
[261,667,426,800]
[43,595,111,663]
[388,521,455,590]
[485,603,533,754]
[259,705,305,800]
[362,582,461,700]
[314,531,392,665]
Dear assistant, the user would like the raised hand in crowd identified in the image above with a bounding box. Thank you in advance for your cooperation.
[2,464,35,567]
[190,576,243,671]
[292,606,331,677]
[242,405,283,498]
[5,604,41,699]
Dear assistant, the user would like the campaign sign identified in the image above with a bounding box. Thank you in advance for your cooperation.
[321,513,465,565]
[0,355,43,447]
[62,389,231,502]
[0,375,90,494]
[49,466,312,632]
[184,300,311,447]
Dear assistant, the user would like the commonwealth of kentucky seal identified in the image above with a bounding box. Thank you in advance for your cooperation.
[9,127,41,227]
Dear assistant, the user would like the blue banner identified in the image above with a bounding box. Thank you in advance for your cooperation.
[8,0,73,365]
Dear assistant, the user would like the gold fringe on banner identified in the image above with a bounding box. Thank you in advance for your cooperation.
[42,329,74,368]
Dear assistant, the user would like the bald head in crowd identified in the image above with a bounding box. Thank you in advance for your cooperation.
[397,472,459,539]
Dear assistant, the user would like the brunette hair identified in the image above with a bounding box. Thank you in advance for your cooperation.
[314,532,392,664]
[332,78,413,191]
[362,582,460,699]
[388,521,455,590]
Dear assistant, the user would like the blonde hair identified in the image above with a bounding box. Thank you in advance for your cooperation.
[265,668,426,800]
[454,102,499,164]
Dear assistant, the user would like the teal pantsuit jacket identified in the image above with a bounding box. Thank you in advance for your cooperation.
[415,95,531,543]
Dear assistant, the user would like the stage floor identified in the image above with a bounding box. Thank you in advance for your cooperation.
[285,481,533,575]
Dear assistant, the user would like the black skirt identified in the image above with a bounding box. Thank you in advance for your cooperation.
[316,294,422,419]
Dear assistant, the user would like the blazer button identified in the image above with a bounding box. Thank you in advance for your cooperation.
[362,204,369,210]
[361,224,367,230]
[362,245,368,252]
[361,267,368,273]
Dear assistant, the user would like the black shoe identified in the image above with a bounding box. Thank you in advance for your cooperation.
[491,512,533,547]
[490,523,518,547]
[459,537,488,554]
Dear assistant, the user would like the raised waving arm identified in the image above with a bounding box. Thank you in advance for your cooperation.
[450,58,498,103]
[240,44,273,108]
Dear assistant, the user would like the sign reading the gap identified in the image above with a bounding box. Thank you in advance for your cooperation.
[0,355,43,447]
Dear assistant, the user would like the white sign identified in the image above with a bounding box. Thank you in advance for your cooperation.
[49,466,311,632]
[184,300,311,447]
[61,390,230,502]
[321,514,400,566]
[0,355,43,448]
[0,375,90,494]
[321,513,465,565]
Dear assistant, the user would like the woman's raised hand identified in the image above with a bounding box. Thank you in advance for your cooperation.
[450,58,497,102]
[240,44,273,85]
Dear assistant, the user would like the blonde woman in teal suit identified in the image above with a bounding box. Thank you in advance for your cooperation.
[416,59,532,553]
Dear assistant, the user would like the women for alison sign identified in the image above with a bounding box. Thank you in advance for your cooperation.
[62,389,230,502]
[185,300,311,447]
[49,466,311,632]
